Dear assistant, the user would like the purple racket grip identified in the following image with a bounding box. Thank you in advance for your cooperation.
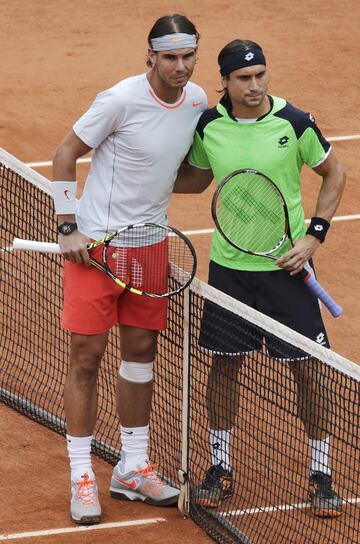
[301,269,343,318]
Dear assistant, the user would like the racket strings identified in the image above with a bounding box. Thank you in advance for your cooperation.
[108,245,166,293]
[109,248,147,288]
[112,226,166,248]
[111,248,128,283]
[104,225,195,295]
[168,236,195,282]
[226,186,280,225]
[131,259,144,288]
[217,173,286,254]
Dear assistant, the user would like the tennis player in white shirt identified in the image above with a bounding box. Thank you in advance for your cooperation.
[52,13,207,524]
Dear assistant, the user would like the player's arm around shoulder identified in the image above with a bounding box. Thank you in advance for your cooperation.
[173,102,213,194]
[173,161,213,194]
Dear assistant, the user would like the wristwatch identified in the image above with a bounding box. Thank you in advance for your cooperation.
[57,222,78,235]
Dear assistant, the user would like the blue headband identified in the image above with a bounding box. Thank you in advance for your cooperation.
[219,48,266,76]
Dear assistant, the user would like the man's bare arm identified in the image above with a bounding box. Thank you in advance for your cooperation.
[53,129,92,181]
[311,150,346,221]
[52,130,93,263]
[173,162,213,193]
[277,151,346,274]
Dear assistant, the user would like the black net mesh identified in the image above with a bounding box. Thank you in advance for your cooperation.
[1,151,359,543]
[188,290,359,543]
[0,155,183,486]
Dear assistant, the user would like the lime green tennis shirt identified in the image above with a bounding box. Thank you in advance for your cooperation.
[187,95,331,271]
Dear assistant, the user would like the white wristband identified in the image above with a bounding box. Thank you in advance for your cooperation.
[52,181,77,215]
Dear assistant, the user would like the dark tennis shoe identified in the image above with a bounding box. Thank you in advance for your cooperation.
[308,471,343,517]
[191,463,233,508]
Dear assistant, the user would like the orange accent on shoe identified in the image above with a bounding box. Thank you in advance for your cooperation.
[137,464,165,497]
[114,477,139,490]
[137,464,165,484]
[312,508,343,518]
[74,473,97,506]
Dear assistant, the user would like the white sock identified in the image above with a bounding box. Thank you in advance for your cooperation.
[210,429,231,470]
[118,425,149,472]
[309,437,331,474]
[66,434,94,481]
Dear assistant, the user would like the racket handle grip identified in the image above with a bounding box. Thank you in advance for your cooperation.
[300,268,343,318]
[12,238,61,254]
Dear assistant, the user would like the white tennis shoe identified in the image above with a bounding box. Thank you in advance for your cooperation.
[70,472,102,524]
[110,463,179,506]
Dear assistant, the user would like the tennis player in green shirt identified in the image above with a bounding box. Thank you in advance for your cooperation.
[174,39,346,517]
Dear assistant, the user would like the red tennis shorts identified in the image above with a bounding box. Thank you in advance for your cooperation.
[61,243,168,334]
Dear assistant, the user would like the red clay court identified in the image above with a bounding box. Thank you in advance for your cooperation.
[1,1,359,543]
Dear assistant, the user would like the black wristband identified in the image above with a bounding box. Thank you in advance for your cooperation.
[306,216,330,243]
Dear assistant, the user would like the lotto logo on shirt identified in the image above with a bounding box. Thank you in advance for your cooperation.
[278,136,290,147]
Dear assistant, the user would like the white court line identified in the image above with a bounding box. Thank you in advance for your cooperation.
[331,214,360,221]
[223,496,360,517]
[23,134,360,169]
[328,135,360,142]
[0,517,166,541]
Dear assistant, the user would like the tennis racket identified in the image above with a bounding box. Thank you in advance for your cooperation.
[211,169,342,318]
[12,223,197,298]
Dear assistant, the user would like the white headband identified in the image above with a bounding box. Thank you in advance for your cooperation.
[150,33,197,51]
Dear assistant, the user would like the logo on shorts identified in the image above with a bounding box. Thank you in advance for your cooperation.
[316,332,327,345]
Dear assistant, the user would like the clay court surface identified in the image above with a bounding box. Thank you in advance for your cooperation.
[1,1,359,542]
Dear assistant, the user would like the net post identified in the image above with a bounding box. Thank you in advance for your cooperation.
[178,286,190,515]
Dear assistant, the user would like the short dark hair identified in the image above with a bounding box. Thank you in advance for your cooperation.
[146,13,200,67]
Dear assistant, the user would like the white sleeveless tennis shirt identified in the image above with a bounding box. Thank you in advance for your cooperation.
[73,73,207,240]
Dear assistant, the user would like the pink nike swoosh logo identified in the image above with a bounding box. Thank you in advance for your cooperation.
[192,101,202,107]
[114,476,139,490]
[64,189,70,199]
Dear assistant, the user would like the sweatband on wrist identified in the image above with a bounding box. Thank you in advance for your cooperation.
[52,181,77,215]
[306,216,330,243]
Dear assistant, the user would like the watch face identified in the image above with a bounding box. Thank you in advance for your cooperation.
[58,222,77,235]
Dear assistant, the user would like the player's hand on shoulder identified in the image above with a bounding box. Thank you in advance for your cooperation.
[276,236,320,275]
[58,230,91,265]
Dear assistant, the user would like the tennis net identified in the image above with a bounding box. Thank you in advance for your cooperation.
[1,148,359,543]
